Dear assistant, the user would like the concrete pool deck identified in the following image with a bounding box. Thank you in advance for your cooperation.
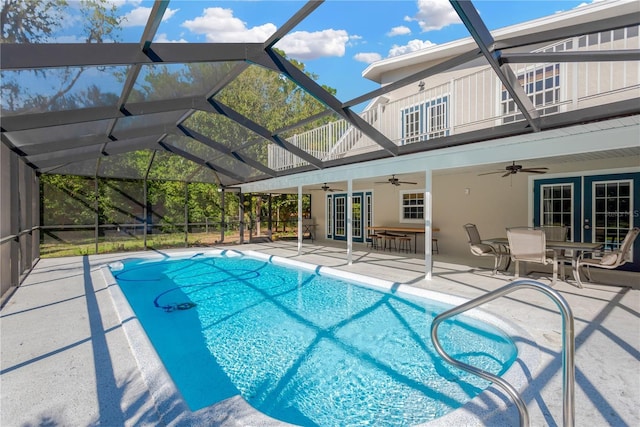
[1,241,638,426]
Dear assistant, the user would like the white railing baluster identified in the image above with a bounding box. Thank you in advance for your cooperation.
[268,26,640,171]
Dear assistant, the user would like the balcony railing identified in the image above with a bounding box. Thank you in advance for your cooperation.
[268,26,640,171]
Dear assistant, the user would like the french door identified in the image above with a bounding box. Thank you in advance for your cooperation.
[534,172,639,271]
[326,192,371,243]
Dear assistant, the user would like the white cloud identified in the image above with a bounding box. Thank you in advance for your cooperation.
[277,29,350,60]
[182,7,275,42]
[406,0,461,32]
[54,35,85,43]
[387,26,411,37]
[575,0,606,8]
[181,7,349,60]
[154,33,188,43]
[388,39,436,57]
[121,6,179,27]
[107,0,142,8]
[354,52,382,64]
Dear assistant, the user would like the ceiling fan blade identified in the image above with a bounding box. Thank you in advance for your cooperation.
[520,167,548,172]
[521,170,547,174]
[502,171,512,177]
[478,171,504,176]
[398,181,417,185]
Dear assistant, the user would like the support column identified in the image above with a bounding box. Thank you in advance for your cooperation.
[239,193,245,244]
[143,178,148,250]
[297,185,303,255]
[143,151,155,251]
[184,181,189,247]
[220,188,225,243]
[9,151,19,288]
[20,161,32,272]
[267,193,273,240]
[94,163,100,255]
[347,179,353,265]
[32,171,40,261]
[424,169,433,280]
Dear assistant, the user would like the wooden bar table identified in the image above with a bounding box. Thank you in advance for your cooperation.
[367,226,439,254]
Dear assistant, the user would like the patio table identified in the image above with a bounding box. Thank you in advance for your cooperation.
[483,237,604,287]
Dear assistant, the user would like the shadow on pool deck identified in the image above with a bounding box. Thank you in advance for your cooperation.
[1,241,638,426]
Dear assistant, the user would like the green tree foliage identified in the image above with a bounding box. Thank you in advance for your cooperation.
[41,174,96,226]
[17,3,332,234]
[1,0,67,43]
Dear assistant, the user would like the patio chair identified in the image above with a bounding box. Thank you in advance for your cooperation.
[463,223,507,275]
[507,227,559,285]
[574,227,640,288]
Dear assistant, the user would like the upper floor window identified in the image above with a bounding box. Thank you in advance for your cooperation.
[400,190,424,223]
[502,64,560,123]
[401,96,449,144]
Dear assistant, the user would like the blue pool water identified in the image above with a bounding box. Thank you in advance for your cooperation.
[111,251,517,426]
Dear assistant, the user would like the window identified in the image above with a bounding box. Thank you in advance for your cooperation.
[502,64,560,123]
[400,190,424,223]
[403,106,422,144]
[366,194,373,239]
[401,96,449,144]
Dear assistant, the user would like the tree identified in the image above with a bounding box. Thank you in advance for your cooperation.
[1,0,121,113]
[15,2,334,242]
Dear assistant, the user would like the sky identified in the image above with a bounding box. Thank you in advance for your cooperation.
[55,0,603,107]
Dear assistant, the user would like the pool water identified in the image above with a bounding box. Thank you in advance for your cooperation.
[112,252,517,426]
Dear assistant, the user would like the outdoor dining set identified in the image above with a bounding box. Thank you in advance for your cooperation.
[464,223,640,288]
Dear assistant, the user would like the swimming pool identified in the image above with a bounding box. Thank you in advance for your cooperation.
[105,250,528,426]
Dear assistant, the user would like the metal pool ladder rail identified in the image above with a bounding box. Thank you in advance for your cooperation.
[430,279,575,427]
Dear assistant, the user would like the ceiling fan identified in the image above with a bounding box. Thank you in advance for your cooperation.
[375,175,417,186]
[313,183,343,192]
[479,161,548,178]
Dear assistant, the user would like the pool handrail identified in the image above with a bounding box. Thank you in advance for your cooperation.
[430,279,575,427]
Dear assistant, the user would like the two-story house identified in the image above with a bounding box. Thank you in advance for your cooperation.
[252,0,640,274]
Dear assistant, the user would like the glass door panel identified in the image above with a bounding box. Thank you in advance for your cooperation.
[352,195,362,241]
[334,196,346,239]
[591,180,632,252]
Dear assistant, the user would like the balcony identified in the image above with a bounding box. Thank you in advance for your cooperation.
[269,27,640,171]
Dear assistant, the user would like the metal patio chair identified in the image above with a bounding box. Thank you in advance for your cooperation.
[575,227,640,288]
[463,223,508,275]
[507,227,559,286]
